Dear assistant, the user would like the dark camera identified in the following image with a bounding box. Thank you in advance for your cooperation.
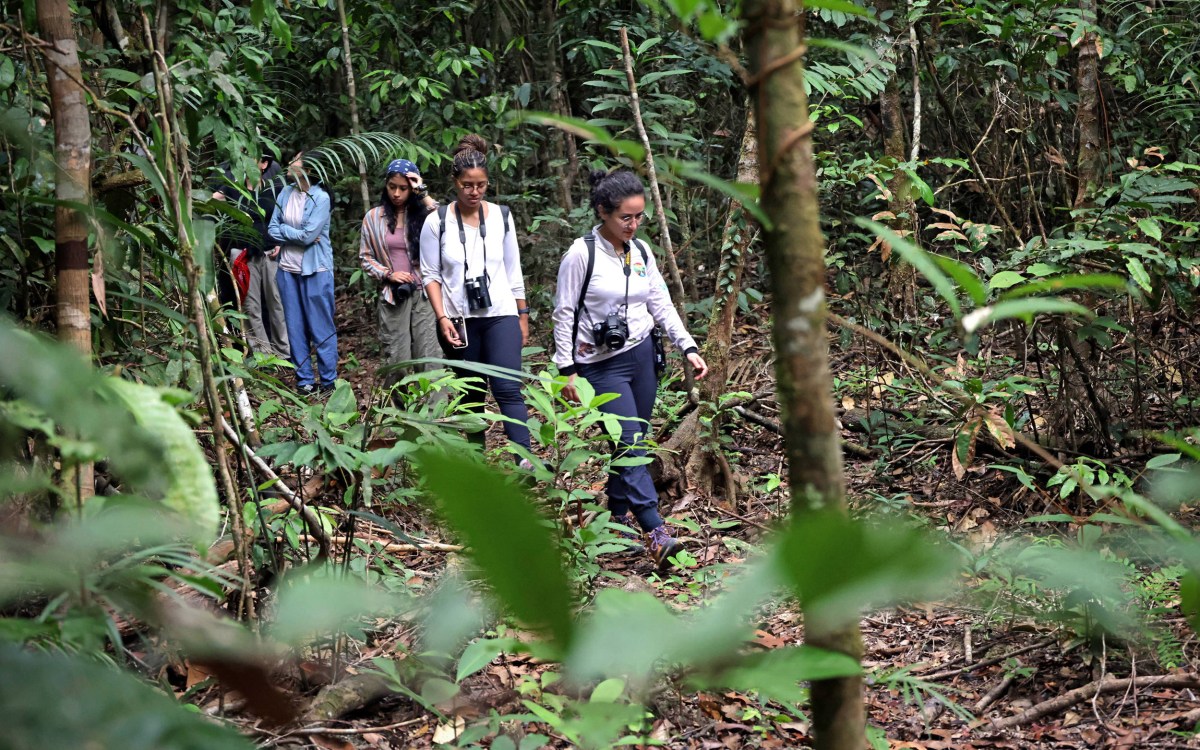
[390,280,416,301]
[592,312,629,351]
[464,275,492,311]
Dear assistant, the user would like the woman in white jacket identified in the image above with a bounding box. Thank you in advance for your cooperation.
[420,134,533,463]
[552,169,708,569]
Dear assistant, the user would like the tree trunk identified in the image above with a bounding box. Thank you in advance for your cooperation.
[879,0,919,321]
[543,0,576,212]
[336,0,371,214]
[658,108,758,503]
[1073,0,1102,208]
[619,28,695,395]
[38,0,95,503]
[743,1,866,748]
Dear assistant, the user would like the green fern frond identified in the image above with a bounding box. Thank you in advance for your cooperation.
[105,379,220,546]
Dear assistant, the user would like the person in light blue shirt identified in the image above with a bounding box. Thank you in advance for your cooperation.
[268,152,338,395]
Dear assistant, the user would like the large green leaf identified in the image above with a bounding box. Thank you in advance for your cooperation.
[105,379,219,544]
[0,321,161,487]
[1000,273,1127,299]
[271,571,409,645]
[0,645,254,750]
[775,512,957,630]
[416,449,575,649]
[962,298,1092,333]
[515,112,647,164]
[858,219,960,316]
[688,645,861,703]
[568,560,781,682]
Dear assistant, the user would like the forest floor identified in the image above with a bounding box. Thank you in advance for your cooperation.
[202,292,1200,750]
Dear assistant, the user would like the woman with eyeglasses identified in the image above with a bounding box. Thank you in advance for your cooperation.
[419,134,535,466]
[359,158,440,388]
[552,169,709,570]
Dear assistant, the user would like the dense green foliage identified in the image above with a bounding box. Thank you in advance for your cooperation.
[2,0,1199,746]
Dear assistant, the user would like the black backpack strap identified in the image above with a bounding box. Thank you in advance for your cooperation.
[571,233,597,365]
[501,204,511,235]
[437,204,449,274]
[632,237,649,265]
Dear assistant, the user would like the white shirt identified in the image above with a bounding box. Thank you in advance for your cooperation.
[552,226,697,372]
[419,201,525,318]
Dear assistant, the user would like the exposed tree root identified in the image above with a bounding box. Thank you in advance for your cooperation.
[989,673,1200,730]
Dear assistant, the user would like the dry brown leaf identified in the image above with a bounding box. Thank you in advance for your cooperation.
[185,660,213,689]
[92,251,107,318]
[431,716,465,744]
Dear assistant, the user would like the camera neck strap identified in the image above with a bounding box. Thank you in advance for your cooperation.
[573,233,644,363]
[454,203,487,281]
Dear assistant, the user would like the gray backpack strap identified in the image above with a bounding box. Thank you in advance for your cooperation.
[501,204,511,234]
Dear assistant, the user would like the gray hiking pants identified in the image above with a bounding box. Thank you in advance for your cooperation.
[378,290,440,386]
[244,253,290,359]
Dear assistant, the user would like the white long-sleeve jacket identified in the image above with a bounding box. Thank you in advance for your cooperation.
[419,201,525,318]
[552,227,697,375]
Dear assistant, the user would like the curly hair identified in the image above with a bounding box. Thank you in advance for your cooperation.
[451,134,489,178]
[588,168,645,219]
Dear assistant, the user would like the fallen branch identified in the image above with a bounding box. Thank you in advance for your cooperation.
[290,534,462,553]
[972,674,1015,715]
[730,405,875,457]
[990,673,1200,730]
[920,637,1056,681]
[221,417,331,560]
[303,674,394,723]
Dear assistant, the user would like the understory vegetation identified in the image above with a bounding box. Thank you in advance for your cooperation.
[1,0,1199,748]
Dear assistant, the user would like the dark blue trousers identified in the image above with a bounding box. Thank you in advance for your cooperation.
[455,315,531,451]
[577,338,663,532]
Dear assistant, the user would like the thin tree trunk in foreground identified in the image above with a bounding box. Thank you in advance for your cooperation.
[619,26,694,394]
[680,108,759,501]
[337,0,371,213]
[38,0,94,502]
[879,0,918,320]
[743,1,866,748]
[1073,0,1102,209]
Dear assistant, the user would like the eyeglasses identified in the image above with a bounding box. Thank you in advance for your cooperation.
[457,180,489,194]
[618,211,649,228]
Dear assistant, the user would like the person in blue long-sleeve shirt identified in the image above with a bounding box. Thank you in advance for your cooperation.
[268,152,338,394]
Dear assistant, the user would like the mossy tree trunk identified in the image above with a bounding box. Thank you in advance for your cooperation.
[1073,0,1102,209]
[879,0,919,321]
[743,1,866,748]
[658,109,758,504]
[38,0,94,503]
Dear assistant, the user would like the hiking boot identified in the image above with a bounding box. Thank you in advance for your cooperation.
[647,525,685,571]
[610,513,645,554]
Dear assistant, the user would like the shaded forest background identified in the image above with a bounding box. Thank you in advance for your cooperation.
[2,0,1200,748]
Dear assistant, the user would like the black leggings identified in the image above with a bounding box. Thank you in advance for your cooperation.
[448,315,531,451]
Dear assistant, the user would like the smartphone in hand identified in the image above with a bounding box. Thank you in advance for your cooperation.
[448,316,468,349]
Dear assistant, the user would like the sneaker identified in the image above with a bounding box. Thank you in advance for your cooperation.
[647,525,684,571]
[610,513,645,554]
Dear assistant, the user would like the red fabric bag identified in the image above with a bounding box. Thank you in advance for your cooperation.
[232,250,251,304]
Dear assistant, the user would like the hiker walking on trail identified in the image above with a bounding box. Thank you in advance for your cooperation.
[268,151,338,396]
[359,158,440,387]
[419,134,534,466]
[551,168,709,570]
